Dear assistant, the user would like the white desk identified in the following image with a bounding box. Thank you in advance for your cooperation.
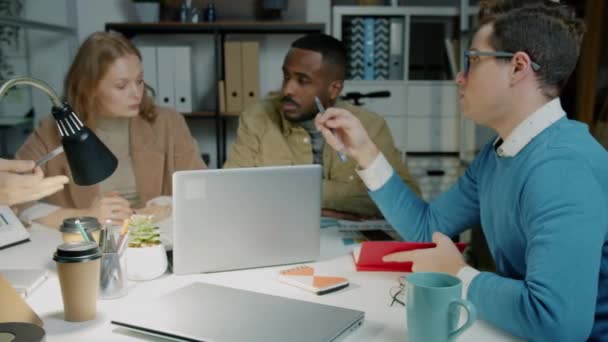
[0,224,520,342]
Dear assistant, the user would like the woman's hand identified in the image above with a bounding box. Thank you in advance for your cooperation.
[134,204,171,223]
[86,191,132,225]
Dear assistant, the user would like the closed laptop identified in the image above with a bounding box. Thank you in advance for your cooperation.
[172,165,322,274]
[112,282,364,342]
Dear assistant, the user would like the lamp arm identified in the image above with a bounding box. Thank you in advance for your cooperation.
[0,76,63,108]
[0,75,117,186]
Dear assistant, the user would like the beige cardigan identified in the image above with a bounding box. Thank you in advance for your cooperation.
[16,106,206,209]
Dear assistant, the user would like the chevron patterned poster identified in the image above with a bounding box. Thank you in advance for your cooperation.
[374,18,390,80]
[344,17,365,80]
[343,16,401,80]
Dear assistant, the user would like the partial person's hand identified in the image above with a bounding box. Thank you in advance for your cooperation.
[382,232,467,276]
[87,191,132,225]
[0,159,69,206]
[314,108,379,168]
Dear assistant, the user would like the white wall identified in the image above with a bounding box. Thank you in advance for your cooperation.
[0,0,77,155]
[0,1,77,155]
[22,0,74,105]
[307,0,332,34]
[75,0,135,42]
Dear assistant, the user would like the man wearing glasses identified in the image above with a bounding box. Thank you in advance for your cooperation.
[315,1,607,340]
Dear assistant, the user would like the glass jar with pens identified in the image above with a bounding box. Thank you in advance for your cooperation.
[98,219,130,300]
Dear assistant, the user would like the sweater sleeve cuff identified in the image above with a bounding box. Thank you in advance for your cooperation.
[457,266,480,298]
[355,153,394,191]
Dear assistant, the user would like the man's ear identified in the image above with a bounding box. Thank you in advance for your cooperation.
[510,51,535,85]
[328,80,343,101]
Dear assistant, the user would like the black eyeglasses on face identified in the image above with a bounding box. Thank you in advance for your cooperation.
[463,50,541,76]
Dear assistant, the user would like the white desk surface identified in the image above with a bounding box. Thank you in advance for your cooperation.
[0,224,520,342]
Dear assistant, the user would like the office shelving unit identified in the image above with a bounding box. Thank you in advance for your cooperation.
[332,1,478,203]
[332,4,478,154]
[105,21,325,167]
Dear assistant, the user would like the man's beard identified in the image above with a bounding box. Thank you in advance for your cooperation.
[284,109,317,123]
[281,95,317,123]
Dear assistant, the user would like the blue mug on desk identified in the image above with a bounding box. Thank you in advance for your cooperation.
[405,272,476,342]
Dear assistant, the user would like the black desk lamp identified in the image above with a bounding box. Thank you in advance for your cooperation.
[0,76,117,186]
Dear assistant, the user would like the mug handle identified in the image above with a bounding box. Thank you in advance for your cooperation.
[448,299,477,340]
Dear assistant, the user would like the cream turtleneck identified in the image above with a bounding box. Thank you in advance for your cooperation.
[94,116,141,207]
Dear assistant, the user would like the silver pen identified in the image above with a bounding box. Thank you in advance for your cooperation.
[314,96,348,163]
[35,146,64,167]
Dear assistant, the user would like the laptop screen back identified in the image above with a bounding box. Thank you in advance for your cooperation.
[172,165,322,274]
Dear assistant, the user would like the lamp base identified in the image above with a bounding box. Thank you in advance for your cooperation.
[0,323,45,342]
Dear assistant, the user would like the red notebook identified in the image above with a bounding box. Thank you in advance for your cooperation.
[352,241,468,272]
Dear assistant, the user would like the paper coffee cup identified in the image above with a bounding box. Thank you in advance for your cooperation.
[53,241,102,322]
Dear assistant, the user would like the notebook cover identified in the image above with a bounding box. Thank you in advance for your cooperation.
[352,241,467,272]
[278,265,349,295]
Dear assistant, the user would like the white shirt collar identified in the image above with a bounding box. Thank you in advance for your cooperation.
[494,98,566,157]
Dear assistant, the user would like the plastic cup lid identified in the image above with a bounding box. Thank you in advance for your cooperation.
[59,216,101,233]
[53,241,102,263]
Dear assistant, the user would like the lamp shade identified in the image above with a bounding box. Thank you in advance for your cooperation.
[0,77,118,186]
[61,127,117,186]
[52,104,117,186]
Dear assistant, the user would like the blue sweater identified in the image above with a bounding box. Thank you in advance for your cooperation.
[371,117,608,341]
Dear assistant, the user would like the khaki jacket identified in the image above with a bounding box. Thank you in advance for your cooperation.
[224,95,420,217]
[16,107,205,209]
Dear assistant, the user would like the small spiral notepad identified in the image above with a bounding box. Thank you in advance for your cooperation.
[278,266,349,295]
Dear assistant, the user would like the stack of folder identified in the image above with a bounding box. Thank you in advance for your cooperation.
[222,41,260,114]
[138,45,194,114]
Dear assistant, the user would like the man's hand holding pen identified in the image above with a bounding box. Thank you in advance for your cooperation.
[314,96,348,164]
[314,107,380,169]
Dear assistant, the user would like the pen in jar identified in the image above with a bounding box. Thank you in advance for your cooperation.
[314,96,348,163]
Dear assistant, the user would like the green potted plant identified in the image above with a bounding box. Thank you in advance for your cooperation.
[125,214,167,281]
[128,214,161,247]
[133,0,160,22]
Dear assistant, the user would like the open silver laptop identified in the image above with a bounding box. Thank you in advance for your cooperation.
[172,165,322,275]
[112,282,364,342]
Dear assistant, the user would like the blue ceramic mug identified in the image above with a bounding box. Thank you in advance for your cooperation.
[406,272,476,342]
